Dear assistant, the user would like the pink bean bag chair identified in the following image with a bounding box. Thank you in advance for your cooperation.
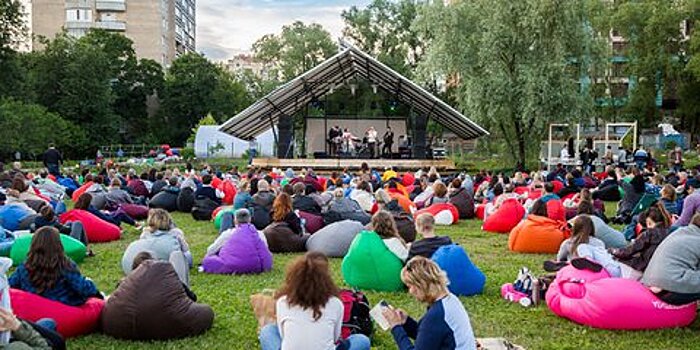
[60,209,121,243]
[298,211,323,234]
[120,204,149,220]
[10,288,105,338]
[546,264,697,330]
[414,203,459,225]
[482,199,525,233]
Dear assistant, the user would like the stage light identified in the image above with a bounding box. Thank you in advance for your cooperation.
[372,84,378,94]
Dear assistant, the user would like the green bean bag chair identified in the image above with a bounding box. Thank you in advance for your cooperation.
[212,206,235,230]
[341,231,404,292]
[10,233,86,266]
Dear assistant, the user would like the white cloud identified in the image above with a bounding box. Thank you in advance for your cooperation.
[196,0,371,60]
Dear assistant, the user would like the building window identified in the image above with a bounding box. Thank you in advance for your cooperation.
[66,9,92,22]
[611,63,626,78]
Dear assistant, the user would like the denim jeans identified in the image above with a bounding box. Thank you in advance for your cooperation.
[259,324,370,350]
[36,318,57,331]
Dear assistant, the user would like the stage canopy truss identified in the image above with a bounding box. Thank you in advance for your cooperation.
[219,41,489,141]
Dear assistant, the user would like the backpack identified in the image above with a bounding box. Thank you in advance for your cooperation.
[339,289,373,340]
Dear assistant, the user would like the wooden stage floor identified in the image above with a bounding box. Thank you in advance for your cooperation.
[251,158,456,172]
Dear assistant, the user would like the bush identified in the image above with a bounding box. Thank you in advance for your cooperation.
[0,99,87,160]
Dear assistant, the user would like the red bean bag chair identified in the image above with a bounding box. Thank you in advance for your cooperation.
[414,203,459,225]
[475,203,486,220]
[11,288,104,338]
[551,180,564,193]
[528,189,543,200]
[482,199,525,233]
[218,181,236,206]
[561,193,576,201]
[389,192,415,214]
[514,186,529,195]
[210,176,222,190]
[508,214,569,253]
[71,181,94,203]
[318,177,328,191]
[402,173,415,187]
[59,209,120,243]
[546,264,697,330]
[298,211,323,234]
[546,199,566,222]
[120,204,149,220]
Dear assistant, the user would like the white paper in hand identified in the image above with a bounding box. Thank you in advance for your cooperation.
[369,301,391,331]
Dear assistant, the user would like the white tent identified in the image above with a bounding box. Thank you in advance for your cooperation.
[194,125,276,158]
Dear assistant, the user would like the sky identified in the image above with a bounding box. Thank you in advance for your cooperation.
[196,0,372,61]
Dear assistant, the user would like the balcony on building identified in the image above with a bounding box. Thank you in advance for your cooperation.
[96,0,126,11]
[65,21,93,30]
[95,20,126,31]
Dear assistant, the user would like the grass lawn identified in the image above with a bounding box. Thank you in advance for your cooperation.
[67,204,700,350]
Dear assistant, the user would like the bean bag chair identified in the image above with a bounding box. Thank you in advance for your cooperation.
[191,197,219,221]
[306,220,364,258]
[545,199,566,222]
[218,181,236,206]
[298,211,323,234]
[514,186,529,195]
[593,185,621,202]
[210,176,222,190]
[449,187,475,219]
[101,260,214,340]
[121,234,182,275]
[177,187,195,213]
[631,193,659,217]
[414,203,459,225]
[389,192,415,214]
[393,213,417,243]
[475,203,486,220]
[0,205,34,231]
[10,233,86,266]
[149,190,179,212]
[11,288,104,338]
[59,209,120,243]
[57,177,78,197]
[202,223,272,274]
[342,231,404,292]
[402,173,415,187]
[528,189,543,200]
[432,244,485,296]
[508,215,568,254]
[546,264,697,330]
[263,222,307,253]
[551,180,564,194]
[71,181,94,203]
[120,203,149,220]
[482,199,525,233]
[212,206,235,230]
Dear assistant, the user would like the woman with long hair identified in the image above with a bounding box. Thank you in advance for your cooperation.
[9,227,100,306]
[382,257,476,350]
[258,252,370,350]
[557,216,627,278]
[271,193,302,235]
[372,211,408,262]
[612,206,671,280]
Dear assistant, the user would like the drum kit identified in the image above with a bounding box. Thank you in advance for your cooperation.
[332,136,380,158]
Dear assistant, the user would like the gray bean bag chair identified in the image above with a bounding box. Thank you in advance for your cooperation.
[306,220,364,258]
[101,260,214,340]
[263,222,307,253]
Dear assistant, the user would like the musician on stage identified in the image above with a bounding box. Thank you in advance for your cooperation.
[366,126,378,159]
[342,128,355,155]
[382,127,394,158]
[328,125,341,157]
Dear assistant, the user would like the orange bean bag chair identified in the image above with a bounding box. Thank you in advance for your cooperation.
[71,181,94,203]
[59,209,121,243]
[389,192,415,214]
[508,214,569,253]
[11,288,104,338]
[414,203,459,225]
[482,199,525,233]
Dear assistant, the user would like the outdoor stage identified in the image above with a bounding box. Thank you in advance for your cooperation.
[251,157,456,172]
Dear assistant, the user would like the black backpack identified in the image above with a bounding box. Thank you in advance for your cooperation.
[339,289,373,340]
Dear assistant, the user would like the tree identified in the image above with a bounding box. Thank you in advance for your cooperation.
[0,0,25,56]
[415,0,602,166]
[342,0,426,77]
[252,21,336,81]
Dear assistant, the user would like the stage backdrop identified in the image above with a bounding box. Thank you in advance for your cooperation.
[305,118,407,154]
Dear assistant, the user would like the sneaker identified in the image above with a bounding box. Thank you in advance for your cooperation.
[543,260,568,272]
[571,258,603,272]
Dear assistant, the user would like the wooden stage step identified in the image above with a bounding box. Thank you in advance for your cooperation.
[251,158,456,172]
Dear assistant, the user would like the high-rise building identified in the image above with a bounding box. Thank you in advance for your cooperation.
[19,0,195,66]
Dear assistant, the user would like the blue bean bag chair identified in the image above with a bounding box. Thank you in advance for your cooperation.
[431,244,485,297]
[0,205,34,231]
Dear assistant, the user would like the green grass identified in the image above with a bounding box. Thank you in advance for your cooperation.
[67,206,700,350]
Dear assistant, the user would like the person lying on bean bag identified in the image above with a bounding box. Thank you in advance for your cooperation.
[101,257,214,340]
[572,201,627,249]
[508,200,568,254]
[305,220,364,258]
[202,209,272,274]
[413,203,459,226]
[59,208,121,243]
[0,190,37,231]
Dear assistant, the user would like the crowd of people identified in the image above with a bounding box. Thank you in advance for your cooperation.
[1,140,700,348]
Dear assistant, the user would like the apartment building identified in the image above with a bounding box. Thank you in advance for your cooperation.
[222,53,273,80]
[20,0,195,66]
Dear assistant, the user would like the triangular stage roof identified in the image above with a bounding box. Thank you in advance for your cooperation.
[219,42,489,140]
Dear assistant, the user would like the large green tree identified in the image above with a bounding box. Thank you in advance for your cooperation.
[252,21,336,81]
[416,0,602,166]
[342,0,425,77]
[0,0,28,100]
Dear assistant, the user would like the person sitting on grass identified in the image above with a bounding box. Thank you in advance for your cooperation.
[382,257,476,350]
[9,227,102,306]
[643,213,700,305]
[258,252,371,350]
[270,193,302,235]
[407,213,452,261]
[372,210,409,262]
[139,209,193,267]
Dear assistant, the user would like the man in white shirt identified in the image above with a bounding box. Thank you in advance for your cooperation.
[366,126,378,159]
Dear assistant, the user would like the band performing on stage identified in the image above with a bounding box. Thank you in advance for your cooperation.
[327,125,408,159]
